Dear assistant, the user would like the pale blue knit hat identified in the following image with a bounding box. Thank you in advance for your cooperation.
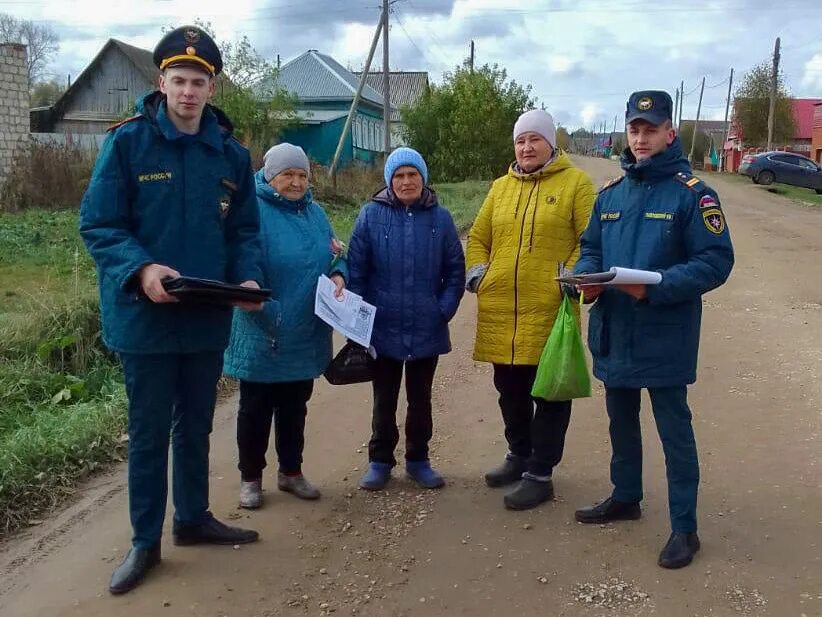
[384,147,428,187]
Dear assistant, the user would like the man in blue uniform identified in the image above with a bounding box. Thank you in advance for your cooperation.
[80,26,264,594]
[573,91,734,569]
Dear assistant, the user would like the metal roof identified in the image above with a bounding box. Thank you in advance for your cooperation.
[269,50,383,107]
[353,71,429,121]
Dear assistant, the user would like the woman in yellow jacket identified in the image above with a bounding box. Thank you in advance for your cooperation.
[466,109,595,510]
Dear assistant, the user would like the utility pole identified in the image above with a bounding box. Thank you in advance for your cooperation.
[678,79,684,130]
[329,11,384,186]
[688,76,706,165]
[767,36,781,151]
[720,67,734,172]
[469,40,475,73]
[382,0,391,156]
[674,87,680,129]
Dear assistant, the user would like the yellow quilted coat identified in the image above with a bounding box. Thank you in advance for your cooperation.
[467,152,595,365]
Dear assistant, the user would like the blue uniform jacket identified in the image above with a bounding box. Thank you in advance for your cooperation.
[79,91,263,354]
[575,138,734,387]
[223,170,348,383]
[347,187,466,361]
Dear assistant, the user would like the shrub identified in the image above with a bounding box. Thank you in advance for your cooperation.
[0,139,95,213]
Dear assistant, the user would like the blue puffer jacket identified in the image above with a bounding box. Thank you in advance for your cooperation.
[347,187,466,361]
[575,138,734,388]
[224,170,348,383]
[79,91,263,354]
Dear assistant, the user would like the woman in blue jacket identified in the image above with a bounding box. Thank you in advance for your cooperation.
[224,143,347,508]
[347,148,465,491]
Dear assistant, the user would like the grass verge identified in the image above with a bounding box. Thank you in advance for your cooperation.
[763,183,822,206]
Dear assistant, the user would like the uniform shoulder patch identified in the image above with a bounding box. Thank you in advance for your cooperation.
[698,193,720,210]
[106,114,143,132]
[599,175,624,192]
[674,171,706,192]
[702,207,726,234]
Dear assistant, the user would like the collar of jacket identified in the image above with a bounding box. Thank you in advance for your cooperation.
[620,137,691,182]
[137,91,231,152]
[254,168,314,211]
[371,185,438,210]
[508,149,571,180]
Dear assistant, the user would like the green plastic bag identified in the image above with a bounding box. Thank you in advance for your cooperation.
[531,295,592,401]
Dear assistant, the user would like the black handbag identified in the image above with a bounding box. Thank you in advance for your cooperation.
[324,341,375,385]
[161,276,271,306]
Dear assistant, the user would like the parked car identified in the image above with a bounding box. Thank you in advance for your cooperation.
[739,151,822,194]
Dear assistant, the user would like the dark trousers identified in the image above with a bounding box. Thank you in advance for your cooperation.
[492,364,572,477]
[368,355,439,466]
[120,352,223,550]
[236,379,315,480]
[606,386,699,533]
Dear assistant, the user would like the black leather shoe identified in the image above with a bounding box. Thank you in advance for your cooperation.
[658,532,700,569]
[484,456,526,488]
[574,496,642,524]
[108,544,161,595]
[173,515,259,546]
[503,477,554,510]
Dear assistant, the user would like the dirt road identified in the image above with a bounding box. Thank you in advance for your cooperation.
[2,157,820,617]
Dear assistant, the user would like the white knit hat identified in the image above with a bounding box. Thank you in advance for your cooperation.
[513,109,556,148]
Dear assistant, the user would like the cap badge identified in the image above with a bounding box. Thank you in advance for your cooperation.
[186,46,196,56]
[637,96,654,111]
[184,29,201,44]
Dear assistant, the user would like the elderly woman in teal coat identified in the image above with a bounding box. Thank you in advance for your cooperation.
[224,143,347,508]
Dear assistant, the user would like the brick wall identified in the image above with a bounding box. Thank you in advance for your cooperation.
[0,43,29,186]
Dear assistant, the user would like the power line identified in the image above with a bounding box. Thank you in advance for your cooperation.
[392,6,450,71]
[706,77,729,89]
[441,2,822,15]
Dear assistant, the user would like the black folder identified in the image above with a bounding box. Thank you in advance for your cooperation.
[161,276,271,306]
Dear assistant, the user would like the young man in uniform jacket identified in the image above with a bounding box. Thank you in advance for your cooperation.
[80,26,264,594]
[573,90,734,569]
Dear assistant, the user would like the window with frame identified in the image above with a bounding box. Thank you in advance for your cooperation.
[353,116,363,149]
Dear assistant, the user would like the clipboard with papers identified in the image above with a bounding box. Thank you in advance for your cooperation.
[555,267,662,286]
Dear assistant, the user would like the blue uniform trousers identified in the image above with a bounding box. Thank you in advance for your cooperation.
[606,386,699,533]
[120,352,223,549]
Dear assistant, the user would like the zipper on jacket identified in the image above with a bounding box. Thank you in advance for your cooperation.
[511,180,538,363]
[528,182,541,252]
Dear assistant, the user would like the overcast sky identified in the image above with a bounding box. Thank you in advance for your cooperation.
[10,0,822,130]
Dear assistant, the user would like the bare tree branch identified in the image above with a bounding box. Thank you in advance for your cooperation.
[0,13,59,84]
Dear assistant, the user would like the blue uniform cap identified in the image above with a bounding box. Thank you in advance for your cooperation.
[153,26,223,76]
[625,90,673,126]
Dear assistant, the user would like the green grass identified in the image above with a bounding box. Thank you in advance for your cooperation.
[0,209,96,320]
[0,180,489,536]
[763,183,822,206]
[702,171,822,206]
[0,290,124,535]
[435,180,492,233]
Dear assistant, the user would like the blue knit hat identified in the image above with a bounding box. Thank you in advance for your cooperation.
[384,147,428,187]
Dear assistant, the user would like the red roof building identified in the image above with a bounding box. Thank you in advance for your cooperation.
[812,102,822,164]
[791,98,822,149]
